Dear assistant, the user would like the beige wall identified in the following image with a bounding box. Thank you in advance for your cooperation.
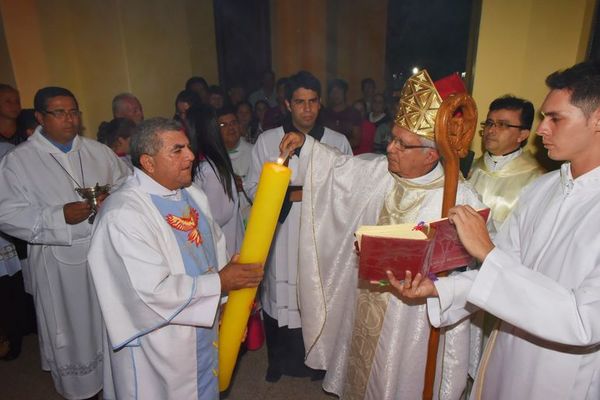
[0,0,218,138]
[271,0,388,103]
[2,0,595,145]
[471,0,596,159]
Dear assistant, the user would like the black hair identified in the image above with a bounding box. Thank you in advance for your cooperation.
[16,109,37,130]
[0,83,17,94]
[275,77,289,90]
[361,78,375,92]
[328,78,348,96]
[185,76,208,91]
[33,87,78,113]
[546,60,600,117]
[185,105,235,200]
[285,71,321,102]
[489,95,535,130]
[216,105,237,119]
[208,85,225,96]
[97,117,136,148]
[175,90,202,112]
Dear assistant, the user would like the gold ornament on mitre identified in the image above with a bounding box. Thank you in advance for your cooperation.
[394,70,442,141]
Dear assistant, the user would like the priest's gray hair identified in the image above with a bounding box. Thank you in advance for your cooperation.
[130,117,183,169]
[112,92,139,115]
[419,136,437,152]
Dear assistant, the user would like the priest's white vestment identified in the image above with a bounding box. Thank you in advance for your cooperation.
[247,126,351,328]
[428,163,600,399]
[0,128,129,399]
[88,168,228,400]
[296,135,485,399]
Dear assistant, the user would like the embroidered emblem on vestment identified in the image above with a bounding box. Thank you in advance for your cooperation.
[166,207,203,246]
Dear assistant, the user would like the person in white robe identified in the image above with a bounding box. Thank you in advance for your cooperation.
[0,87,130,399]
[466,95,544,380]
[391,60,600,400]
[281,70,486,399]
[246,70,352,381]
[216,107,254,227]
[88,117,264,400]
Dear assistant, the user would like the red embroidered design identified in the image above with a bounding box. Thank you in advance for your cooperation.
[166,207,203,246]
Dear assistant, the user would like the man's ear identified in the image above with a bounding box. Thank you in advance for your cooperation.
[139,154,154,174]
[285,100,292,113]
[34,111,44,126]
[592,108,600,133]
[427,148,441,164]
[517,129,531,144]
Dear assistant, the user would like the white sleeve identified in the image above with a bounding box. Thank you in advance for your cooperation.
[427,270,480,327]
[468,246,600,347]
[246,134,270,199]
[0,159,71,245]
[193,162,235,228]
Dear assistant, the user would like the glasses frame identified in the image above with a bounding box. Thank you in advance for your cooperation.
[387,136,434,151]
[43,109,82,120]
[480,120,526,131]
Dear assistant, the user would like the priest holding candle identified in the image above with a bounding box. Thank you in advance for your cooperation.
[88,117,264,400]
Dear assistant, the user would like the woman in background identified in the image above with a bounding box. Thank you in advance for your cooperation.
[185,106,243,256]
[97,117,136,170]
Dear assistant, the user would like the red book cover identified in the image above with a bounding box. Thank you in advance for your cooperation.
[357,208,490,281]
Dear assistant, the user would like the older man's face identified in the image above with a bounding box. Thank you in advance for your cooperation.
[116,97,144,124]
[218,113,242,150]
[146,130,195,190]
[386,125,437,178]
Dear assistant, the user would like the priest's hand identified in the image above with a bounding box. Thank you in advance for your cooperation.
[279,131,305,156]
[63,201,92,225]
[219,254,264,293]
[96,192,109,208]
[386,270,438,300]
[448,205,494,262]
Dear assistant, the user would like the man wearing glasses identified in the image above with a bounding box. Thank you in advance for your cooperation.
[469,95,543,232]
[0,87,129,399]
[278,70,485,399]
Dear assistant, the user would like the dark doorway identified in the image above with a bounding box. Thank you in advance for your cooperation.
[384,0,479,93]
[586,1,600,60]
[213,0,271,97]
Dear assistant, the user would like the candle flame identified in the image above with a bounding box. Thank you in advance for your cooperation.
[276,149,290,165]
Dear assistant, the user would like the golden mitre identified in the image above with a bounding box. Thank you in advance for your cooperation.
[394,70,442,141]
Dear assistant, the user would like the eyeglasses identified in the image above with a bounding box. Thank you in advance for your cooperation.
[480,120,526,131]
[44,109,82,120]
[387,137,434,151]
[218,120,240,129]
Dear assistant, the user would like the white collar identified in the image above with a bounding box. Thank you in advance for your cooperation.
[31,125,81,154]
[484,148,522,171]
[133,167,183,200]
[402,162,444,185]
[559,162,600,196]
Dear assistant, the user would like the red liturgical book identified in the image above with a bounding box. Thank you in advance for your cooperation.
[356,208,490,281]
